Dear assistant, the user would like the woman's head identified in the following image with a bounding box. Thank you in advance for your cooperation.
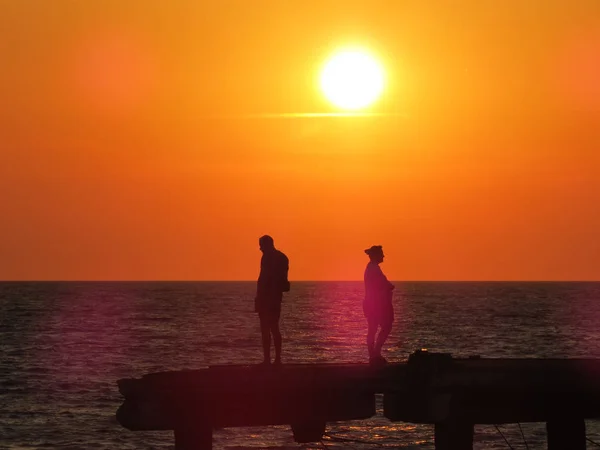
[365,245,384,263]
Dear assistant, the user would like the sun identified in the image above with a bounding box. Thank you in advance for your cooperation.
[320,48,385,110]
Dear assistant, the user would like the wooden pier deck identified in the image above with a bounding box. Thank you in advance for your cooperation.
[116,350,600,449]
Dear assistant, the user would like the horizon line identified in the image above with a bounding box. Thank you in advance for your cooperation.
[1,280,598,283]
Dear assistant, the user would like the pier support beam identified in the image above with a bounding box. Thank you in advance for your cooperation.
[174,423,212,450]
[547,418,585,450]
[291,420,326,443]
[434,421,474,450]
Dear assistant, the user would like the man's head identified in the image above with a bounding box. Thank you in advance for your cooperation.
[259,235,275,253]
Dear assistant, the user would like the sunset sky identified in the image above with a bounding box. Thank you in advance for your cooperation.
[1,1,599,281]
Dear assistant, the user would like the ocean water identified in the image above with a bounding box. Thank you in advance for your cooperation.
[2,281,600,449]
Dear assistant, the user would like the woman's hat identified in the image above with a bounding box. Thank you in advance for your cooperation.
[364,245,383,256]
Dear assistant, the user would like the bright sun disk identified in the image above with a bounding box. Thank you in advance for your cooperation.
[320,49,385,110]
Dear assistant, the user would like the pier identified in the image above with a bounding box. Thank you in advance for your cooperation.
[116,350,600,449]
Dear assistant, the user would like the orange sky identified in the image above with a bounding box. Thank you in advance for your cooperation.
[1,1,599,280]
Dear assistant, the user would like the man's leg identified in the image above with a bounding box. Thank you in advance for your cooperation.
[272,319,282,364]
[259,313,271,364]
[271,302,282,364]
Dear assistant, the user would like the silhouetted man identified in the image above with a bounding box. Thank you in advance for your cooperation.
[255,235,289,365]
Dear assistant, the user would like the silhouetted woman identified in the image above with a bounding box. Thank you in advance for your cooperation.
[363,245,394,364]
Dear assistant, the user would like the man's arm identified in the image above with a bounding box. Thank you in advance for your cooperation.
[255,255,265,311]
[281,254,290,292]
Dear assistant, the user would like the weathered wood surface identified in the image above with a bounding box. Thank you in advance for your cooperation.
[385,352,600,424]
[117,363,390,431]
[116,351,600,449]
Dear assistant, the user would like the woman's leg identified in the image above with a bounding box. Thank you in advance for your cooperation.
[374,306,394,359]
[374,321,391,358]
[366,316,378,359]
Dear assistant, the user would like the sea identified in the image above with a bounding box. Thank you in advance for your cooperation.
[2,281,600,449]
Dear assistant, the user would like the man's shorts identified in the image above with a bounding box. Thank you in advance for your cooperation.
[258,304,281,326]
[257,294,282,325]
